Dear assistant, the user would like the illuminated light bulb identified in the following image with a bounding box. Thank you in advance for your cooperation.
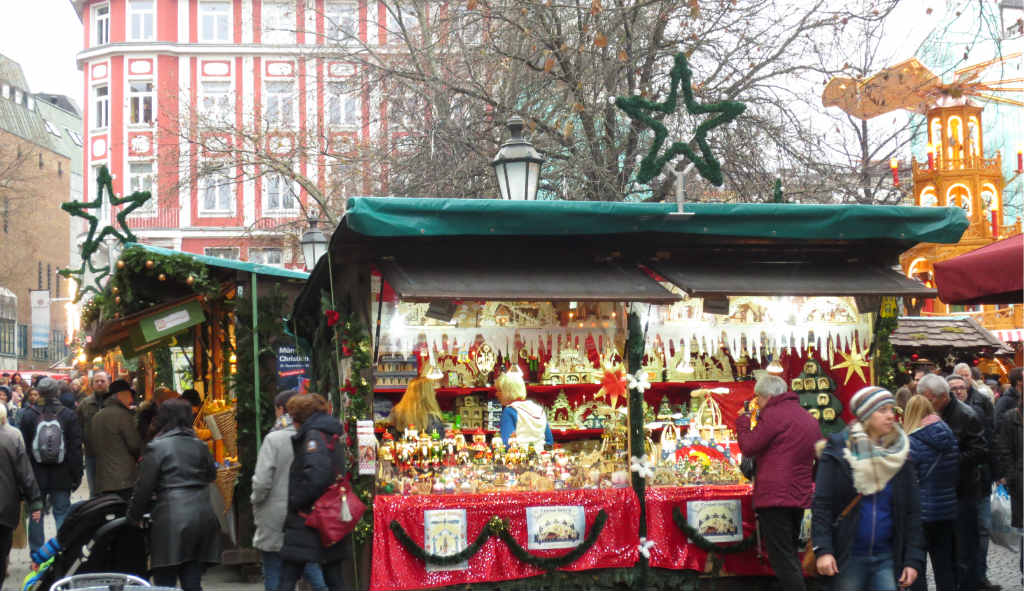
[427,365,444,380]
[508,364,523,377]
[766,359,784,374]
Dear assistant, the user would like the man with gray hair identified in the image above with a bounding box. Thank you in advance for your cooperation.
[76,371,109,497]
[17,377,83,554]
[735,374,823,591]
[918,373,989,590]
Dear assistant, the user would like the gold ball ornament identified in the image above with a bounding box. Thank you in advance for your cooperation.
[186,275,195,286]
[145,260,155,269]
[116,260,126,270]
[111,286,119,295]
[158,273,166,281]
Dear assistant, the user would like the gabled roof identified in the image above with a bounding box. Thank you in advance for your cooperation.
[125,243,309,281]
[891,315,1011,352]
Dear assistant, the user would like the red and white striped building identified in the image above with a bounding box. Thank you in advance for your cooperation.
[71,0,419,267]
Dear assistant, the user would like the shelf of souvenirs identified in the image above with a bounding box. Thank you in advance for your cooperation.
[373,425,606,442]
[373,380,749,398]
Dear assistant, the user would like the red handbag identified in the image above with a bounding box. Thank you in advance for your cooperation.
[304,476,366,548]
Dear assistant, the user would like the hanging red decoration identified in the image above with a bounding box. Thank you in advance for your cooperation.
[326,309,340,327]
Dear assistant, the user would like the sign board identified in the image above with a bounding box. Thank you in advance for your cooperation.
[526,505,586,550]
[423,509,468,572]
[30,290,50,349]
[135,300,206,346]
[277,344,311,391]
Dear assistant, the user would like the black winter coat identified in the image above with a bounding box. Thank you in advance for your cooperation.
[908,420,959,523]
[811,431,926,587]
[280,412,347,564]
[994,407,1023,528]
[127,428,221,568]
[18,399,83,491]
[965,388,997,482]
[940,398,987,499]
[994,388,1021,426]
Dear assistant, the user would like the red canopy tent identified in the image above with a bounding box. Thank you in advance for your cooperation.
[933,234,1024,305]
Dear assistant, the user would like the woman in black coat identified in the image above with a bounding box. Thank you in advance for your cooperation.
[128,399,221,591]
[994,398,1023,530]
[277,394,347,591]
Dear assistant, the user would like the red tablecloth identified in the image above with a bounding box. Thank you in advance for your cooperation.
[370,487,641,590]
[645,485,773,575]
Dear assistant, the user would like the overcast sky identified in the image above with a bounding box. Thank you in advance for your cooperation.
[0,0,945,113]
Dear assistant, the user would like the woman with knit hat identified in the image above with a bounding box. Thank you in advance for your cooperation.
[811,385,926,591]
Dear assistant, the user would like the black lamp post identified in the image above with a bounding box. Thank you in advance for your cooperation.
[300,219,328,271]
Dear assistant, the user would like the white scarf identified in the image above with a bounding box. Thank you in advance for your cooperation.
[842,422,909,495]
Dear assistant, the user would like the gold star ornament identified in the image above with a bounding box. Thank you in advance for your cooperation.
[832,340,870,386]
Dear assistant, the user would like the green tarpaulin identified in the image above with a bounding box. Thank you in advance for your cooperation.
[343,197,968,244]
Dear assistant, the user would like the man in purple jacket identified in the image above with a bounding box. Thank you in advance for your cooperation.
[735,374,824,591]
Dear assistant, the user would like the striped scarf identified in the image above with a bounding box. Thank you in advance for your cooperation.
[842,422,909,495]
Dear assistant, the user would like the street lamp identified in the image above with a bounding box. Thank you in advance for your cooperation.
[300,219,328,271]
[492,116,544,200]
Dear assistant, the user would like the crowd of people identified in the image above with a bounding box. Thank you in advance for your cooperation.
[0,369,350,591]
[738,366,1024,591]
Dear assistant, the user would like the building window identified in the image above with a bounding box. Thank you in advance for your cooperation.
[93,85,109,129]
[94,4,110,45]
[324,1,357,40]
[262,2,295,45]
[65,128,83,146]
[127,0,155,41]
[248,247,283,266]
[327,81,359,128]
[128,81,154,125]
[199,174,234,214]
[199,80,233,124]
[264,80,294,126]
[386,4,418,43]
[199,1,232,42]
[43,120,61,137]
[204,247,239,260]
[128,162,156,211]
[264,174,298,212]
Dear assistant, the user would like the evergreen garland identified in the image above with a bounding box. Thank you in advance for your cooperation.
[81,245,219,326]
[671,506,757,555]
[614,53,746,187]
[389,511,609,573]
[153,347,174,388]
[772,178,784,203]
[233,287,287,547]
[872,314,899,391]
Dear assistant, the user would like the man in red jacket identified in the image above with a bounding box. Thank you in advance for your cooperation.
[735,374,824,591]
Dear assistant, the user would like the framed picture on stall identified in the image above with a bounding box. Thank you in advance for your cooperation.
[685,499,743,544]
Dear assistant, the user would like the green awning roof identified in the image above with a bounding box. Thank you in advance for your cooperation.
[343,197,968,243]
[124,243,309,280]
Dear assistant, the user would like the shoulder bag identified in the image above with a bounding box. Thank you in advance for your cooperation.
[800,493,862,577]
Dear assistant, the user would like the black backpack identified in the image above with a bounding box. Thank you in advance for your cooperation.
[32,407,66,465]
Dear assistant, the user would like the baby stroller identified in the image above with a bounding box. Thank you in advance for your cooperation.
[24,494,149,591]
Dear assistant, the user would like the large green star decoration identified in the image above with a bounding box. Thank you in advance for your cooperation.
[60,165,152,301]
[615,52,746,186]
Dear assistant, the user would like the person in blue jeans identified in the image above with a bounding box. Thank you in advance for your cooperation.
[812,386,925,591]
[17,378,83,553]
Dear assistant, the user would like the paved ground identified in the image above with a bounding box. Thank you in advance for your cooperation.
[6,483,1022,590]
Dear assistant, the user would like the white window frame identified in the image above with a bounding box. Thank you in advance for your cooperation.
[127,80,155,126]
[263,174,299,214]
[199,1,232,42]
[127,0,155,41]
[93,85,109,130]
[386,4,418,44]
[326,81,359,128]
[198,173,235,215]
[262,1,295,45]
[200,80,233,124]
[65,128,83,146]
[94,3,110,46]
[248,247,284,266]
[43,120,62,137]
[127,161,156,213]
[324,1,357,41]
[264,80,294,127]
[204,247,240,260]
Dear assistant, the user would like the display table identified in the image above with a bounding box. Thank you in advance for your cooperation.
[645,484,772,576]
[370,487,641,590]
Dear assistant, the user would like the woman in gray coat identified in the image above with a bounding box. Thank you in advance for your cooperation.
[251,391,326,591]
[0,403,42,587]
[128,399,221,591]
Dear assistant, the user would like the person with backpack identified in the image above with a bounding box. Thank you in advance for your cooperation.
[276,394,348,591]
[17,377,83,554]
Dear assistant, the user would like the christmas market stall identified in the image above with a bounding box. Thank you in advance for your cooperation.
[289,196,967,590]
[77,242,308,552]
